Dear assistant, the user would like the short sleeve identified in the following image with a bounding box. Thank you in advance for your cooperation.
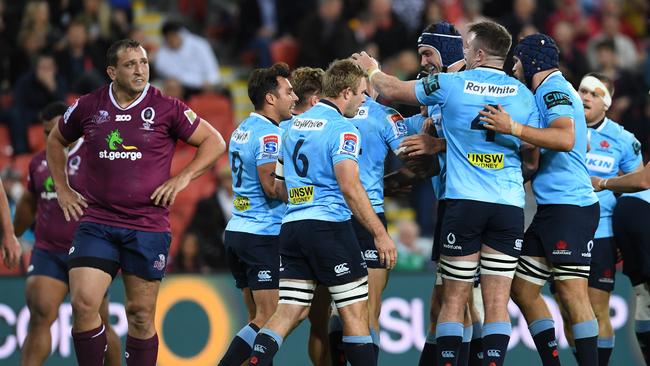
[524,95,541,128]
[381,107,408,152]
[414,73,449,106]
[403,114,427,135]
[619,131,643,173]
[330,122,360,165]
[169,98,200,142]
[538,90,574,128]
[58,98,85,143]
[254,128,281,166]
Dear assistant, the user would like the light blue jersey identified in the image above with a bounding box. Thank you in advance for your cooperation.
[414,67,540,208]
[226,113,285,235]
[587,118,642,238]
[623,189,650,204]
[282,101,361,223]
[532,71,599,206]
[351,96,407,212]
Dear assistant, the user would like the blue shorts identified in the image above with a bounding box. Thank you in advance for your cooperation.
[352,213,387,269]
[523,203,599,266]
[440,199,524,257]
[27,247,69,284]
[279,220,368,286]
[588,237,616,292]
[432,199,446,262]
[224,231,279,290]
[68,222,171,280]
[613,197,650,286]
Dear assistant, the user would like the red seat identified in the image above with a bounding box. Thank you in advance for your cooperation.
[12,154,34,186]
[28,124,46,152]
[187,93,235,140]
[270,38,300,68]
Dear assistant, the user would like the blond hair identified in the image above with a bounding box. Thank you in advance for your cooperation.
[322,59,367,98]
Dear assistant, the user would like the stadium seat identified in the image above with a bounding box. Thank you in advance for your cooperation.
[12,154,33,186]
[270,38,300,69]
[187,93,235,140]
[28,124,45,152]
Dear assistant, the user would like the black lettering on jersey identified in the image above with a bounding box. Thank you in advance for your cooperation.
[423,74,440,95]
[543,91,572,109]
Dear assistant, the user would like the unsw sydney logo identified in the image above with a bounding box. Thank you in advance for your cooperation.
[99,129,142,161]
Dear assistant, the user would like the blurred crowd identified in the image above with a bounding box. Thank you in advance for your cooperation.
[0,0,648,274]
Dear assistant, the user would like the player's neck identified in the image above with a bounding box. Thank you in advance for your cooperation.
[322,97,345,116]
[531,69,558,91]
[257,107,281,125]
[111,83,144,109]
[587,114,606,127]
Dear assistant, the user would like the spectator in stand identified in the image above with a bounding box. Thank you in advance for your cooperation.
[499,0,546,44]
[161,78,185,101]
[155,20,222,99]
[368,0,409,61]
[297,0,357,69]
[75,0,114,46]
[55,19,105,94]
[176,165,232,273]
[392,0,425,35]
[393,219,430,271]
[553,20,590,88]
[9,53,66,154]
[545,0,599,51]
[454,0,490,38]
[586,12,639,71]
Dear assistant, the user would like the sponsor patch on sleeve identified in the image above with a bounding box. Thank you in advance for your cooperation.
[338,132,360,157]
[633,139,642,155]
[542,91,572,109]
[63,99,79,124]
[184,109,198,125]
[422,74,440,95]
[386,109,408,137]
[260,134,280,159]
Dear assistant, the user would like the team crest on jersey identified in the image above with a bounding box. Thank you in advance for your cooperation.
[63,99,79,124]
[231,129,251,144]
[386,109,408,137]
[354,106,369,119]
[338,133,359,156]
[92,110,110,124]
[184,109,197,125]
[423,74,440,95]
[543,91,572,109]
[140,107,155,131]
[260,134,279,159]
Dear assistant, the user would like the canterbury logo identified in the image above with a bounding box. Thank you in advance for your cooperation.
[258,270,272,281]
[441,351,455,358]
[253,344,266,353]
[364,250,378,260]
[334,263,349,274]
[487,349,501,357]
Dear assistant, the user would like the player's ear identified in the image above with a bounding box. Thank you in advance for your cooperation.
[106,66,117,80]
[265,91,276,106]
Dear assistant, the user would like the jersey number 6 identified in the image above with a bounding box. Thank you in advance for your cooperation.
[292,139,309,177]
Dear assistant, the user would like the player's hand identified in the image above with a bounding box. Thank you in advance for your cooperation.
[1,234,21,269]
[56,186,87,221]
[399,135,445,157]
[151,173,192,207]
[591,176,604,192]
[350,51,379,73]
[374,233,397,270]
[479,104,514,135]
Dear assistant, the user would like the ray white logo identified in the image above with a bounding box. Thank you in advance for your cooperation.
[232,129,251,144]
[464,81,518,96]
[292,118,327,130]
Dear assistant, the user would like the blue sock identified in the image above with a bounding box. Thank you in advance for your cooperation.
[573,319,598,366]
[418,330,437,366]
[636,320,650,364]
[436,322,464,365]
[329,315,346,366]
[597,337,614,366]
[370,328,380,359]
[481,322,511,366]
[248,328,283,366]
[458,325,472,366]
[469,322,482,366]
[528,318,560,366]
[342,335,376,366]
[219,323,259,366]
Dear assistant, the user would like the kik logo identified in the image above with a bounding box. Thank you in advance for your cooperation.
[100,129,142,161]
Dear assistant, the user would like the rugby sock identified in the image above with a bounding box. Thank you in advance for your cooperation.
[481,322,511,366]
[635,320,650,364]
[125,333,158,366]
[529,318,561,366]
[418,331,437,366]
[370,328,380,359]
[573,319,599,365]
[219,323,260,366]
[458,324,472,366]
[72,324,107,366]
[597,337,614,366]
[571,347,578,362]
[342,335,376,365]
[468,322,482,366]
[329,315,346,366]
[249,328,283,366]
[436,322,463,365]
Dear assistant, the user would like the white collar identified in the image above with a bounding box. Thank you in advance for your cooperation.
[108,82,150,111]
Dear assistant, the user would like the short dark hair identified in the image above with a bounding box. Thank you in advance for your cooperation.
[468,21,512,59]
[595,38,615,53]
[161,20,182,37]
[247,63,291,110]
[40,101,68,122]
[106,39,142,67]
[291,67,325,108]
[322,59,366,98]
[584,72,615,96]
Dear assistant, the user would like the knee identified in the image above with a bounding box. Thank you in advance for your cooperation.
[125,303,155,332]
[71,293,101,318]
[27,300,58,327]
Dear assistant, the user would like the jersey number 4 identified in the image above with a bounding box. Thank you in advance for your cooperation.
[470,104,497,142]
[292,139,309,177]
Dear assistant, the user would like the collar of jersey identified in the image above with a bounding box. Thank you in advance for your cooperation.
[475,66,505,74]
[250,112,279,126]
[317,99,342,115]
[535,70,563,93]
[108,82,151,111]
[592,117,609,132]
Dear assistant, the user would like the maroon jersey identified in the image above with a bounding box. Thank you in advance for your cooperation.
[57,83,200,231]
[29,140,86,251]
